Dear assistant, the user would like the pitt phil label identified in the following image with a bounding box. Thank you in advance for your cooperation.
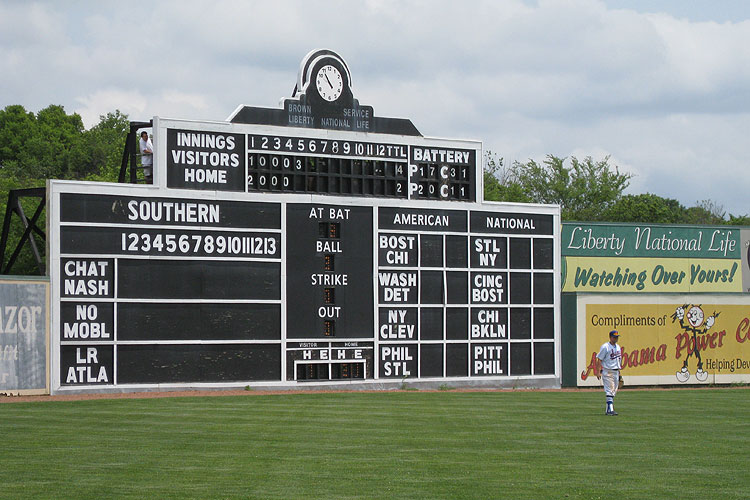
[471,343,508,376]
[166,129,245,191]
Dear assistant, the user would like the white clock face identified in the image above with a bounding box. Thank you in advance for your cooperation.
[316,64,343,102]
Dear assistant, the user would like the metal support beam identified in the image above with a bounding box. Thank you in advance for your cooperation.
[0,188,46,275]
[118,120,153,184]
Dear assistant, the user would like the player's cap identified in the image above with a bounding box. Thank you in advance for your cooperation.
[609,330,619,337]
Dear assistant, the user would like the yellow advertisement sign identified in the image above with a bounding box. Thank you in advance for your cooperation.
[563,256,742,293]
[577,297,750,385]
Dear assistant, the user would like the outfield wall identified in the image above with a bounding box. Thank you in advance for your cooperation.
[48,181,561,393]
[0,277,49,395]
[561,222,750,387]
[574,293,750,386]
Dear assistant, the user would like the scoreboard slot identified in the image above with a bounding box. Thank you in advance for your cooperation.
[297,363,329,381]
[246,140,410,199]
[296,362,366,381]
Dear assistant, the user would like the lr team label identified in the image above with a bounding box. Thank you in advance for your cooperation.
[61,345,114,385]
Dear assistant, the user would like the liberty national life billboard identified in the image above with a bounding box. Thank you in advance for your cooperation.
[562,223,745,293]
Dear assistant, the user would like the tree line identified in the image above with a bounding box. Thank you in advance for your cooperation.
[0,104,128,274]
[484,152,749,225]
[0,104,747,275]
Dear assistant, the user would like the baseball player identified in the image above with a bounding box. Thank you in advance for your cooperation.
[596,329,623,416]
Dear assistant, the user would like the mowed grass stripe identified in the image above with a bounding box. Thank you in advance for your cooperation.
[1,389,747,499]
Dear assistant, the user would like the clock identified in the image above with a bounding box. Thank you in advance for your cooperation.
[316,64,343,102]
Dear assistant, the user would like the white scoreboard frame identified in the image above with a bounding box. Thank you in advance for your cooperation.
[153,117,484,202]
[48,117,562,393]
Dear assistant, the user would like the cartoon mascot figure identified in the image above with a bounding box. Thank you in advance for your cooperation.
[672,304,718,383]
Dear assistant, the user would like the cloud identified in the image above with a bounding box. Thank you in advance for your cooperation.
[1,0,749,215]
[74,89,148,126]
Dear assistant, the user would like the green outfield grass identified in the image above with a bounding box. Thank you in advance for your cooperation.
[1,388,748,499]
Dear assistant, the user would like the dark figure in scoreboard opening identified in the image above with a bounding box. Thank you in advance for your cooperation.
[139,131,153,184]
[596,330,622,416]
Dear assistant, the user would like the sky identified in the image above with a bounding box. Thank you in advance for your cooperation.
[1,0,749,216]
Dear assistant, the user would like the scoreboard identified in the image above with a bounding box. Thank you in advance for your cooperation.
[165,124,477,202]
[47,49,561,392]
[50,186,559,390]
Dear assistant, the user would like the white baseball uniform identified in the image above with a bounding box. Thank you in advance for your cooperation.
[597,341,622,398]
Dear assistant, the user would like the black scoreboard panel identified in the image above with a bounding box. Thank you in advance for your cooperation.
[56,192,283,386]
[286,203,374,339]
[52,187,558,390]
[164,126,477,202]
[376,207,556,379]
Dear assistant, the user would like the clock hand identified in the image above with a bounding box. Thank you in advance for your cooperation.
[325,74,333,89]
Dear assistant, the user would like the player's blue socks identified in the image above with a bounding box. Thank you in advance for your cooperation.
[606,395,615,415]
